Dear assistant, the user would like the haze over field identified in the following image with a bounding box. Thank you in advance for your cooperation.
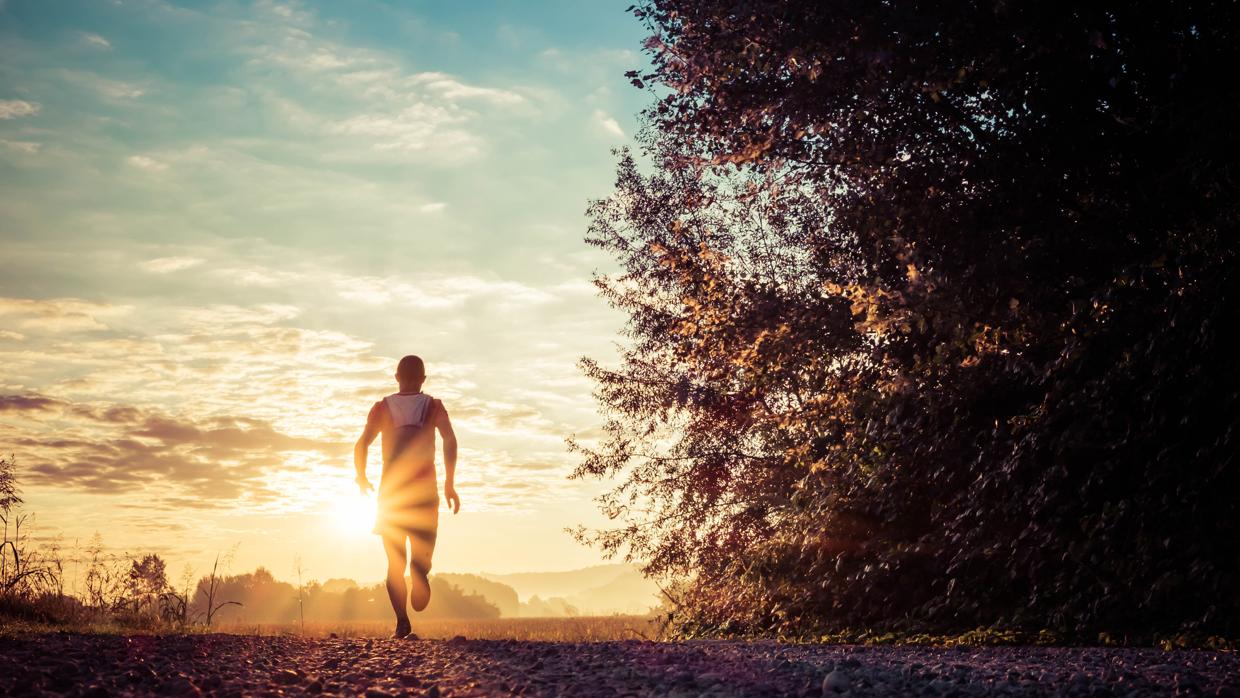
[0,0,648,585]
[191,563,661,626]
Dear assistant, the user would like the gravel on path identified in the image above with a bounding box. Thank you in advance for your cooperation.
[0,632,1236,696]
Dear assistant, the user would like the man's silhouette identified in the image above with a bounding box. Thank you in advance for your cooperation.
[354,355,460,638]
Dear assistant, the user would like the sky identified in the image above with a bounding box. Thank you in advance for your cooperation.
[0,0,650,588]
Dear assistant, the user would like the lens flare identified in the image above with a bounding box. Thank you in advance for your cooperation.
[330,493,376,537]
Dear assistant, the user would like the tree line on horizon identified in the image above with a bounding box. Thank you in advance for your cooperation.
[574,0,1239,640]
[0,456,579,628]
[3,454,662,630]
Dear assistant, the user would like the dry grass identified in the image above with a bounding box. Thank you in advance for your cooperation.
[215,616,660,642]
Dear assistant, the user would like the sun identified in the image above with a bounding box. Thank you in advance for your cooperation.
[330,493,377,537]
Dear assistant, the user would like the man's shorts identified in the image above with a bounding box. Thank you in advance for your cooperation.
[374,479,439,572]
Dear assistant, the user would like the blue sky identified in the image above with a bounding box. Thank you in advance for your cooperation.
[0,0,649,584]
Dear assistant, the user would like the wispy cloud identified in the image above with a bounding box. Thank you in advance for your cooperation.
[0,140,41,154]
[127,154,168,171]
[2,393,342,505]
[0,297,131,332]
[140,256,204,274]
[0,394,63,413]
[80,32,112,49]
[58,70,146,99]
[236,9,530,163]
[594,109,625,137]
[331,104,478,155]
[410,73,524,105]
[0,99,40,119]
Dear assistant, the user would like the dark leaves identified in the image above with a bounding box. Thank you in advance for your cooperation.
[579,0,1240,640]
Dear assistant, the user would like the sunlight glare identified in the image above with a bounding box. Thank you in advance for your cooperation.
[331,493,377,537]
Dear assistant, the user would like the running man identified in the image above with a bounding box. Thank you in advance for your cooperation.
[354,354,460,638]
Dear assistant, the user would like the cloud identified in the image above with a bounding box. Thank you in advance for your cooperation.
[594,109,624,138]
[80,32,112,49]
[5,395,345,504]
[331,104,479,155]
[0,394,63,413]
[258,0,314,26]
[0,100,40,119]
[237,12,529,163]
[328,271,557,309]
[127,155,168,171]
[0,140,41,154]
[146,257,562,310]
[410,73,524,105]
[57,70,146,99]
[419,202,447,213]
[176,302,303,327]
[209,265,305,288]
[133,414,334,454]
[140,256,204,274]
[0,297,130,332]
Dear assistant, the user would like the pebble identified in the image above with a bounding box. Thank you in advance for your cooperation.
[823,669,851,694]
[0,632,1235,697]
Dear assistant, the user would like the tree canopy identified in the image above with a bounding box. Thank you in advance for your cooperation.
[576,0,1239,638]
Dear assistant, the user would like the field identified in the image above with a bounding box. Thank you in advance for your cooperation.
[214,615,661,641]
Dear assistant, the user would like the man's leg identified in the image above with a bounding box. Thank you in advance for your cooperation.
[382,535,411,634]
[408,529,435,612]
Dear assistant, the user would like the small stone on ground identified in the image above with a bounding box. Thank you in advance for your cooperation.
[0,632,1234,696]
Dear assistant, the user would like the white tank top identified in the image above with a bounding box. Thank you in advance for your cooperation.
[384,392,433,428]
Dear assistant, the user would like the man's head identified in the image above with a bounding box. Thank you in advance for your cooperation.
[395,355,426,391]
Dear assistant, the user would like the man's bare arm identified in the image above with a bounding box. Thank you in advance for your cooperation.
[354,420,380,494]
[438,406,460,514]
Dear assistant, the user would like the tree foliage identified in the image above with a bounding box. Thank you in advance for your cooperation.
[576,0,1240,637]
[125,553,168,618]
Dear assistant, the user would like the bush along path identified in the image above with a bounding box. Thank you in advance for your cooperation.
[0,633,1237,696]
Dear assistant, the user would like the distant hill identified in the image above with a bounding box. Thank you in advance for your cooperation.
[521,595,579,617]
[320,578,360,594]
[436,574,519,617]
[480,564,634,599]
[191,568,498,623]
[479,564,659,616]
[565,567,660,615]
[301,564,660,619]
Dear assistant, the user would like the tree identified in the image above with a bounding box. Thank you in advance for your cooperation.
[577,0,1240,637]
[126,553,168,617]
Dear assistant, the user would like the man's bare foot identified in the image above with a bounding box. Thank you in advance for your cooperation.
[393,618,411,639]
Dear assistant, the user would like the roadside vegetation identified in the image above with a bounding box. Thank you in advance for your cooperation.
[576,0,1239,642]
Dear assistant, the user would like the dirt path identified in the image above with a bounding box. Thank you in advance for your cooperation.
[0,632,1235,696]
